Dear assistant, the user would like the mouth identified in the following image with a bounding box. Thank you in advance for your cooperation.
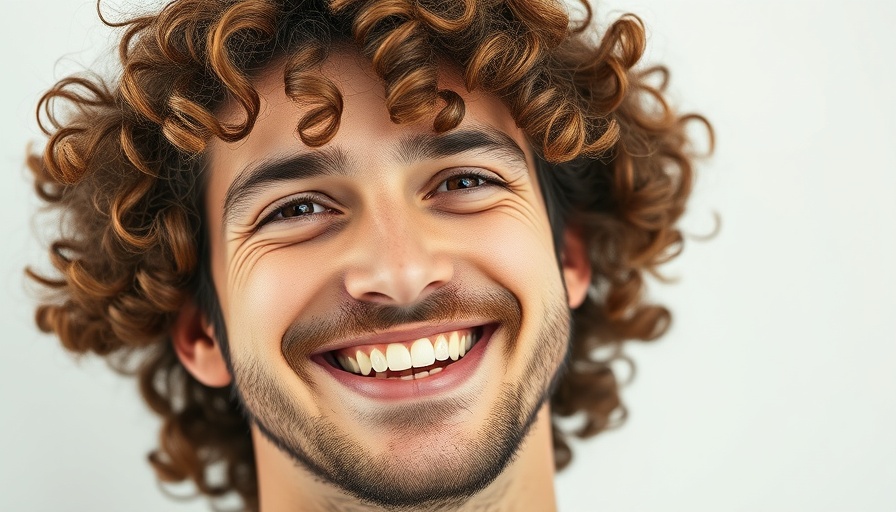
[323,326,485,381]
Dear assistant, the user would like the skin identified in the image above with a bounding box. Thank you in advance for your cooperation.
[174,49,591,512]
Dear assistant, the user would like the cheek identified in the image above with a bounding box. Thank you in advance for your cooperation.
[461,211,568,374]
[226,243,337,356]
[460,209,561,294]
[219,204,559,352]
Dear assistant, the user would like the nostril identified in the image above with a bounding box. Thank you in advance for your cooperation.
[342,248,454,306]
[355,290,394,304]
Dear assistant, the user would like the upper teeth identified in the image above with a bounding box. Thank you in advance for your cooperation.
[334,329,477,376]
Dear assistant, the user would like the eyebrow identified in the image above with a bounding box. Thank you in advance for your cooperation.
[223,147,350,228]
[394,127,528,169]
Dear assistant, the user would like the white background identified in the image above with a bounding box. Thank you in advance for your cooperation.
[1,1,894,511]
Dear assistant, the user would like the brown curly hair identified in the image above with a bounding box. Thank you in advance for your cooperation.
[27,0,711,509]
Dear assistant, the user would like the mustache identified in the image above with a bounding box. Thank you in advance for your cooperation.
[281,283,522,372]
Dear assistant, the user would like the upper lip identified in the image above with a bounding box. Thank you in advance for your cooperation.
[309,319,493,355]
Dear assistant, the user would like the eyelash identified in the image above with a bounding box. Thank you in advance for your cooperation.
[257,169,507,228]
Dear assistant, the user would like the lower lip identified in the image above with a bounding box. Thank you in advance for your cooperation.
[312,324,497,401]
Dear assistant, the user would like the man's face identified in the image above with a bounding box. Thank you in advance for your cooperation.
[202,50,578,508]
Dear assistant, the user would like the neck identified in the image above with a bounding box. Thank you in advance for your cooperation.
[251,404,558,512]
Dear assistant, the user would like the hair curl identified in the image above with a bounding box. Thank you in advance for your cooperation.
[28,0,712,509]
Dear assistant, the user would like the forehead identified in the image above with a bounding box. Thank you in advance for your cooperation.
[204,48,533,186]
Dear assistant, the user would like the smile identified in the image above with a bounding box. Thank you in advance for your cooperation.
[326,327,483,380]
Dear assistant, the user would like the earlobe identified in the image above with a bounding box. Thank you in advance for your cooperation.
[171,300,232,388]
[560,227,592,309]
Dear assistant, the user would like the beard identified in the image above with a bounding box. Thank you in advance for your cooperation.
[224,283,572,511]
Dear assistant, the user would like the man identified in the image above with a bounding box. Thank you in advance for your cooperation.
[29,0,709,510]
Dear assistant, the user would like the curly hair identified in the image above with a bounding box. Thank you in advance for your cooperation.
[27,0,711,509]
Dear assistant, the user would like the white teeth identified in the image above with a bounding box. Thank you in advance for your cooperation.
[414,370,430,379]
[400,374,414,380]
[356,350,372,376]
[429,367,443,375]
[434,334,450,361]
[448,332,460,361]
[338,354,361,373]
[411,338,436,368]
[386,343,412,371]
[370,349,388,373]
[337,329,479,376]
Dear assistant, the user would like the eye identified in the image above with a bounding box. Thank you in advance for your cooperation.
[277,200,324,219]
[443,175,486,191]
[258,196,332,228]
[432,169,506,195]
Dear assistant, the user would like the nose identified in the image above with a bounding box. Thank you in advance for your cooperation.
[343,208,454,306]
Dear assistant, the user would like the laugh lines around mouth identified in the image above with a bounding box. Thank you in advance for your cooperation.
[281,284,522,373]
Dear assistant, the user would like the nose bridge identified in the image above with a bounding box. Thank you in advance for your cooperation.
[343,195,453,305]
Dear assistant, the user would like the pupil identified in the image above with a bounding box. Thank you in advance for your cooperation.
[285,202,312,217]
[449,176,478,190]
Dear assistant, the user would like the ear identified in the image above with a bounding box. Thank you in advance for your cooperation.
[171,300,232,387]
[560,227,592,309]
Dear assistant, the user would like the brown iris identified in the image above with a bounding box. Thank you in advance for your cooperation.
[445,175,483,191]
[280,201,316,218]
